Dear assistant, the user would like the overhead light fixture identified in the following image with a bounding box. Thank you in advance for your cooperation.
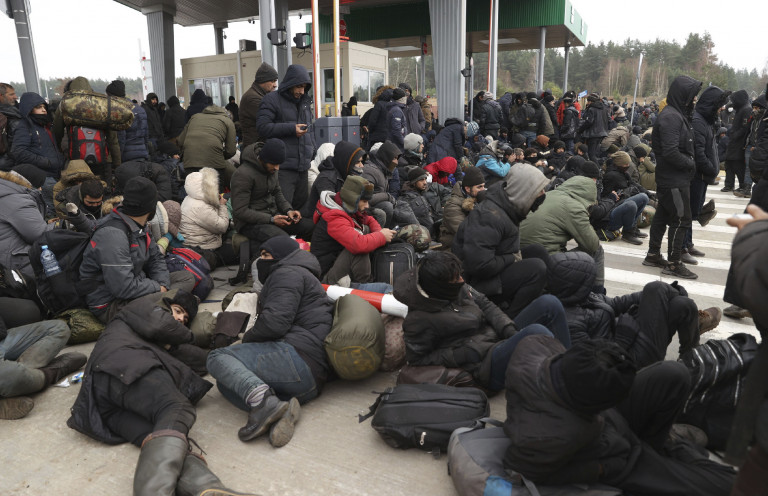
[479,38,520,45]
[386,46,420,52]
[267,27,287,46]
[293,32,311,50]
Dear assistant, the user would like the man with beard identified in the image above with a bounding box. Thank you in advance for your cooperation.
[0,83,21,170]
[644,75,702,279]
[399,166,451,238]
[439,166,485,249]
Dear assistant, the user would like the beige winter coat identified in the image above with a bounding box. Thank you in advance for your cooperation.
[179,167,230,249]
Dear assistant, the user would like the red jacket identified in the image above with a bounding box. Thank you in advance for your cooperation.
[424,156,458,185]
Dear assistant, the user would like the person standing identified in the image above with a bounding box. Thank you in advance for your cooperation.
[398,83,425,136]
[722,90,751,194]
[142,93,164,150]
[177,102,237,191]
[240,63,278,150]
[643,75,702,279]
[578,93,609,163]
[0,83,21,170]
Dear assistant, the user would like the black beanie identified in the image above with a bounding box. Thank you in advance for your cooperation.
[106,80,126,97]
[633,145,648,158]
[121,176,158,217]
[260,236,299,260]
[398,82,413,93]
[580,160,600,179]
[550,339,636,415]
[12,164,47,188]
[408,167,428,183]
[552,140,565,151]
[255,62,279,84]
[259,138,287,165]
[632,125,642,135]
[461,166,485,188]
[162,290,199,323]
[392,88,407,101]
[157,140,181,157]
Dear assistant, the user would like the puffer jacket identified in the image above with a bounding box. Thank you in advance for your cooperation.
[404,96,426,135]
[439,181,477,249]
[177,105,237,170]
[479,99,503,137]
[750,104,768,175]
[651,76,702,189]
[387,101,408,151]
[530,98,554,136]
[427,118,464,163]
[80,208,171,315]
[579,100,609,139]
[230,143,293,230]
[725,89,751,162]
[242,249,334,389]
[255,65,314,172]
[310,190,386,276]
[367,88,394,146]
[519,176,599,255]
[393,266,516,388]
[10,92,65,177]
[141,97,164,142]
[0,171,51,279]
[634,144,656,191]
[118,102,149,162]
[163,96,186,139]
[67,298,212,445]
[239,81,271,148]
[114,159,173,203]
[399,182,436,233]
[362,149,398,206]
[304,141,363,218]
[0,103,23,170]
[180,167,229,249]
[560,105,579,140]
[692,86,726,181]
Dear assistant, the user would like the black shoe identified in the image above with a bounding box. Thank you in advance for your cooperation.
[662,262,698,279]
[688,245,705,257]
[734,188,749,198]
[723,304,752,319]
[681,250,699,265]
[39,352,87,385]
[631,228,648,238]
[721,186,734,192]
[700,199,715,214]
[642,253,668,268]
[238,391,289,442]
[621,233,643,245]
[698,209,717,227]
[706,177,720,186]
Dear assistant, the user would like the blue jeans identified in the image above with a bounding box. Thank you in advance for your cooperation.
[207,341,318,412]
[0,320,70,397]
[521,130,537,147]
[487,294,572,391]
[607,193,649,232]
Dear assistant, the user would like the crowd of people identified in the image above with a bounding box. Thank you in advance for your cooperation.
[0,65,767,495]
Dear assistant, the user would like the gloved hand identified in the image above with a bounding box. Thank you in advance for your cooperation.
[65,202,79,216]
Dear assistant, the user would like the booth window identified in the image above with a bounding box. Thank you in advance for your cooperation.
[353,68,385,103]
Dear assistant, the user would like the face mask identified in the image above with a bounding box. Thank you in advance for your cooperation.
[83,203,101,215]
[256,258,279,284]
[424,281,464,301]
[30,113,52,126]
[530,195,546,213]
[146,208,156,223]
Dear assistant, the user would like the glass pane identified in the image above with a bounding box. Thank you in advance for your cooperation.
[353,68,369,102]
[219,76,235,108]
[323,69,335,103]
[369,71,385,98]
[205,78,221,107]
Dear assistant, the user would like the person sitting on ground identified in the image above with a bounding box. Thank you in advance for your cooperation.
[179,167,236,270]
[80,177,196,323]
[307,142,335,192]
[303,140,365,219]
[68,292,256,496]
[632,144,657,192]
[115,158,173,203]
[452,163,552,318]
[520,175,606,293]
[401,133,425,168]
[362,140,416,228]
[547,140,569,173]
[393,251,571,392]
[547,251,721,368]
[502,336,736,495]
[600,151,652,245]
[55,178,106,226]
[399,167,451,238]
[427,117,465,163]
[311,175,396,285]
[231,138,314,249]
[475,141,513,187]
[439,167,485,250]
[0,317,86,420]
[52,159,105,216]
[206,237,334,447]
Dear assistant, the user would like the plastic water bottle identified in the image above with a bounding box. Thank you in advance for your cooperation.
[40,245,62,278]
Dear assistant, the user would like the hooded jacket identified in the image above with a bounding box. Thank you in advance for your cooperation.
[118,101,149,161]
[240,81,273,149]
[230,143,293,230]
[424,156,459,186]
[305,141,363,218]
[310,190,386,276]
[0,171,51,279]
[362,143,400,205]
[367,88,394,146]
[177,105,237,170]
[180,167,230,249]
[163,95,186,139]
[386,100,408,151]
[0,103,23,170]
[242,248,334,389]
[114,159,173,203]
[141,93,164,141]
[393,267,516,388]
[651,75,702,189]
[725,89,751,162]
[185,89,208,123]
[579,100,609,139]
[519,176,599,255]
[80,208,171,315]
[692,86,726,180]
[67,298,212,445]
[255,65,314,172]
[9,92,65,177]
[427,118,465,163]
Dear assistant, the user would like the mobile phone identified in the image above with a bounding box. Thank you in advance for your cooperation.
[299,124,308,130]
[731,213,753,220]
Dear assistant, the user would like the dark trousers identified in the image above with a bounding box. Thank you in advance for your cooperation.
[492,244,549,319]
[278,169,309,212]
[322,249,373,285]
[725,158,746,190]
[586,137,602,163]
[648,187,691,264]
[92,368,197,446]
[685,176,708,249]
[749,170,768,212]
[607,363,736,495]
[0,297,43,328]
[239,220,314,255]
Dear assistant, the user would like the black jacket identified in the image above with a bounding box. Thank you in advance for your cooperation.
[163,96,186,139]
[393,266,516,388]
[304,141,363,217]
[142,100,164,141]
[185,89,208,123]
[478,99,503,137]
[242,249,333,388]
[692,86,726,180]
[427,118,464,163]
[67,298,212,444]
[579,100,609,139]
[725,90,751,162]
[651,76,702,189]
[0,103,23,170]
[749,95,768,175]
[115,159,173,203]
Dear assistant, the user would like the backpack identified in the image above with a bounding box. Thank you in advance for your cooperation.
[447,422,622,496]
[360,384,490,454]
[165,247,213,300]
[372,241,416,286]
[68,125,109,167]
[678,333,759,450]
[324,294,385,380]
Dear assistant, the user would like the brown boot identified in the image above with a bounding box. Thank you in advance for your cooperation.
[0,397,34,420]
[698,307,722,335]
[38,352,87,386]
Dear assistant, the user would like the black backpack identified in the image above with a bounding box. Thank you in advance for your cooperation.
[372,241,416,286]
[359,384,490,454]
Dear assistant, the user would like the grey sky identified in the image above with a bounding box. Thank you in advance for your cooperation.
[1,0,765,87]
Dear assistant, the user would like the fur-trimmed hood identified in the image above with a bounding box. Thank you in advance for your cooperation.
[184,167,220,207]
[0,170,33,190]
[101,196,122,217]
[59,160,99,188]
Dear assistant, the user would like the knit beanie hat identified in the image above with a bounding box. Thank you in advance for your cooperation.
[392,88,407,104]
[587,92,600,102]
[606,144,619,155]
[550,339,636,415]
[408,167,428,184]
[403,133,424,153]
[612,151,631,167]
[255,62,279,84]
[259,138,287,165]
[633,145,648,158]
[12,164,47,189]
[157,140,180,157]
[580,160,600,179]
[106,80,126,98]
[398,82,413,94]
[577,143,589,155]
[503,163,549,213]
[526,91,538,101]
[632,125,642,135]
[163,290,199,323]
[543,94,555,103]
[260,236,299,260]
[461,166,485,188]
[162,200,182,237]
[552,140,565,151]
[339,175,374,213]
[536,135,550,148]
[121,177,158,217]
